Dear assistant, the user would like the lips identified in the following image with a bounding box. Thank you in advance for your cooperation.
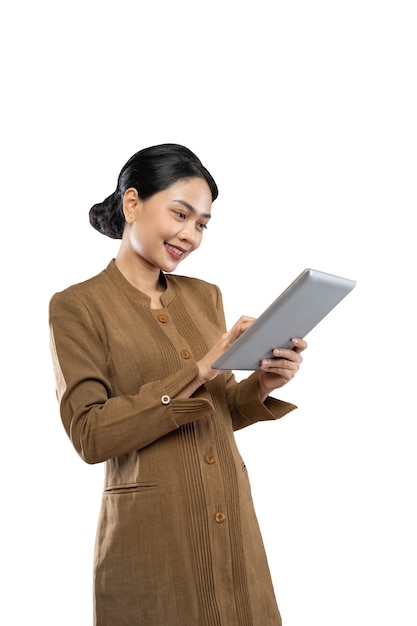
[165,243,187,260]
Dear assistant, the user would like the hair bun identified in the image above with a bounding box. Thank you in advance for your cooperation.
[89,191,124,239]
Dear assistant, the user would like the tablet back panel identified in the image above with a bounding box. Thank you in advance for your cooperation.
[212,268,356,371]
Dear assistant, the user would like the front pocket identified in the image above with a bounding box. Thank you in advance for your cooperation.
[94,484,174,624]
[103,482,159,495]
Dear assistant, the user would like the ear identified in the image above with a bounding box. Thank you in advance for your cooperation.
[123,187,140,223]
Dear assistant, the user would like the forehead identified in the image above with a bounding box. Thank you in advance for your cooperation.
[164,178,212,214]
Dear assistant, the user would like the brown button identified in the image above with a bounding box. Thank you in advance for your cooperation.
[205,453,216,465]
[215,512,225,524]
[180,349,191,359]
[158,314,168,323]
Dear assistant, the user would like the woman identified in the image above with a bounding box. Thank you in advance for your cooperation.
[49,143,307,625]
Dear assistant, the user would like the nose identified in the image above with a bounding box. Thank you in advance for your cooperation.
[178,227,195,245]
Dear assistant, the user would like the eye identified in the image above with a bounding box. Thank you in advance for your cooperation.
[174,211,187,220]
[198,222,208,231]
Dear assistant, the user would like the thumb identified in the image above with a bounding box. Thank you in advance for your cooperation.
[226,323,243,347]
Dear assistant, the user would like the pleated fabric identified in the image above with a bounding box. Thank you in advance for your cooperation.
[49,260,296,625]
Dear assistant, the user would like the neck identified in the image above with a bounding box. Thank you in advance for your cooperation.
[115,247,164,297]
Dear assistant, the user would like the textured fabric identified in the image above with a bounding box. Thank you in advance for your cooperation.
[49,260,297,626]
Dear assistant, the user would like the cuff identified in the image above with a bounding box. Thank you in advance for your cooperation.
[236,372,297,423]
[156,364,214,428]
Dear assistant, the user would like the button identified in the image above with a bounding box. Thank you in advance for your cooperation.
[205,453,216,465]
[161,395,171,405]
[180,349,191,359]
[215,512,225,524]
[158,314,168,323]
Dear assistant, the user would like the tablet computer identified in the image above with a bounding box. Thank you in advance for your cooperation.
[211,268,356,371]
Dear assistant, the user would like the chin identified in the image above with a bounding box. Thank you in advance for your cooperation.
[161,260,181,273]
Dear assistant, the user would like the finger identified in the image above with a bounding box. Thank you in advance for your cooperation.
[223,321,247,350]
[271,348,302,363]
[229,316,256,334]
[291,337,308,352]
[227,324,243,344]
[261,356,299,371]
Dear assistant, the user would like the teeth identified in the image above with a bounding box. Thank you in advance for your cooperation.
[167,244,183,254]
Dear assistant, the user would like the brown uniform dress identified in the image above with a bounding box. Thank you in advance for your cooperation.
[49,260,296,626]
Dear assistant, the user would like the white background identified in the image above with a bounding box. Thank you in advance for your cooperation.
[1,1,416,624]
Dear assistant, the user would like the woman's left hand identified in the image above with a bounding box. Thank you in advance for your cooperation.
[258,337,308,401]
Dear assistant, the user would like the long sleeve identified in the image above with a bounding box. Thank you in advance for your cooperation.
[49,290,213,464]
[225,370,297,431]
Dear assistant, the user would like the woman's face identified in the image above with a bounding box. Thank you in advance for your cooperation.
[123,177,213,273]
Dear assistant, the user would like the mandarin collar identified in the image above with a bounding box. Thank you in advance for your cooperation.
[105,259,176,307]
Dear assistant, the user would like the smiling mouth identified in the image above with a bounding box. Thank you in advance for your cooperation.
[165,243,187,259]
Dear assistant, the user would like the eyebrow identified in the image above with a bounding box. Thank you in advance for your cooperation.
[172,200,211,220]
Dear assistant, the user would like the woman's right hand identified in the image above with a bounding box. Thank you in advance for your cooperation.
[196,316,256,383]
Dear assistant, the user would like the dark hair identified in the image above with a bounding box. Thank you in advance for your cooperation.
[89,143,219,239]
